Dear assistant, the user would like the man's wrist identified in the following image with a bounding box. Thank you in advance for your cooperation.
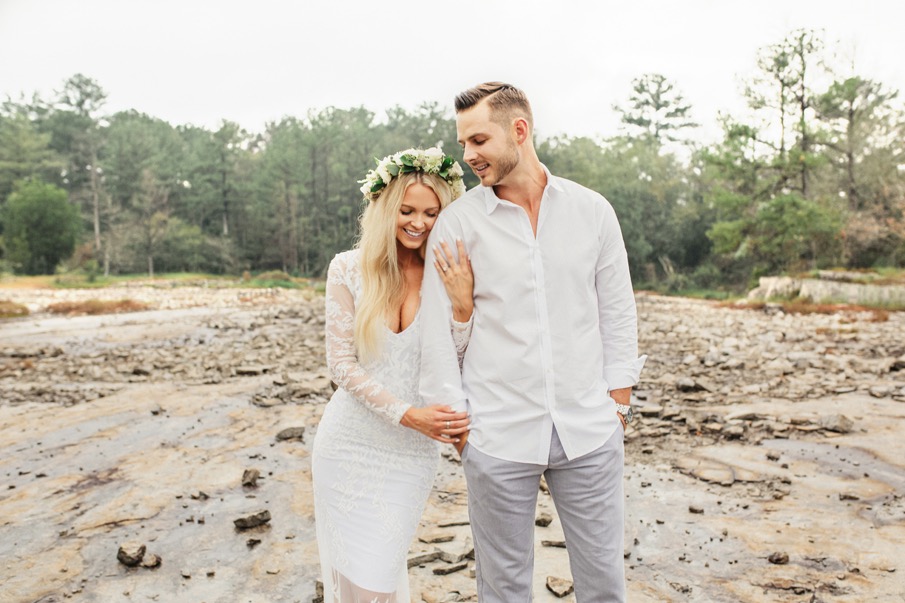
[615,403,633,424]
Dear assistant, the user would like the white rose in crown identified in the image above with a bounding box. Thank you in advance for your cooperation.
[358,146,468,203]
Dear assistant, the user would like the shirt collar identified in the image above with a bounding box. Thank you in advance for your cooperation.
[481,164,564,214]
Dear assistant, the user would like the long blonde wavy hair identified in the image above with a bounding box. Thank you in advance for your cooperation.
[354,171,454,362]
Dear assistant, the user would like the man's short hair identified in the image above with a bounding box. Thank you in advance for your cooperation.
[454,82,534,130]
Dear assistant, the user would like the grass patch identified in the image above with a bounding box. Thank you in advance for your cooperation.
[668,288,738,301]
[3,271,320,291]
[0,300,29,318]
[244,270,311,289]
[0,275,57,289]
[46,299,151,316]
[52,272,237,289]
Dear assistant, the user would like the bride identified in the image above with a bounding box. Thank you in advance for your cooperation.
[312,148,473,602]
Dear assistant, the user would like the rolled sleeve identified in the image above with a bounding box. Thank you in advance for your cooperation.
[604,355,647,390]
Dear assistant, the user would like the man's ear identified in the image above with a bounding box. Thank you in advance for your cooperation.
[513,117,530,145]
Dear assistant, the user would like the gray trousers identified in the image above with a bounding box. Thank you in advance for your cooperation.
[461,427,625,603]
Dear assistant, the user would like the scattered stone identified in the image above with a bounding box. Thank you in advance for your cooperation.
[768,551,790,565]
[407,551,440,568]
[839,492,860,501]
[432,561,468,575]
[545,576,574,598]
[247,538,262,549]
[242,468,261,488]
[676,377,700,392]
[819,414,854,433]
[689,505,704,514]
[870,385,894,398]
[539,476,550,494]
[252,397,284,408]
[275,427,305,442]
[541,540,566,548]
[759,579,811,594]
[234,510,271,530]
[116,543,146,567]
[236,365,273,376]
[419,530,454,544]
[675,457,763,486]
[140,553,161,569]
[535,512,553,527]
[724,425,745,439]
[420,591,474,603]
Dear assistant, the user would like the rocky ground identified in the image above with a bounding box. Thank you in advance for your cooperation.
[1,284,904,603]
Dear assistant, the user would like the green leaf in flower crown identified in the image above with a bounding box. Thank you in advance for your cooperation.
[401,155,415,167]
[387,164,400,176]
[370,181,384,193]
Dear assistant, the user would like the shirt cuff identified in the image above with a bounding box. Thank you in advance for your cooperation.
[603,355,647,390]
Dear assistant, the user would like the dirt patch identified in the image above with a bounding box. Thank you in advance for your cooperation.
[0,299,29,318]
[45,298,151,315]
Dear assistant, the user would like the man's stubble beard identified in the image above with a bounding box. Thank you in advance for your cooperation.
[485,139,520,188]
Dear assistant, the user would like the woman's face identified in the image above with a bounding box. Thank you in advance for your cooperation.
[396,183,441,250]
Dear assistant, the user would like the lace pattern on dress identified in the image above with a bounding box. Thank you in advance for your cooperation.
[325,250,411,424]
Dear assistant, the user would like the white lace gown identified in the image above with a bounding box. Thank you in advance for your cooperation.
[312,249,468,603]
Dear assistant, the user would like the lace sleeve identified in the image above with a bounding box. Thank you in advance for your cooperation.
[325,253,411,424]
[451,313,473,370]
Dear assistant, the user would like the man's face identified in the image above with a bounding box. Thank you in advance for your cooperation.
[456,101,520,188]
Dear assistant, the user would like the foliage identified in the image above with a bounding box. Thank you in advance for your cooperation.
[1,30,903,288]
[2,179,81,274]
[614,73,699,144]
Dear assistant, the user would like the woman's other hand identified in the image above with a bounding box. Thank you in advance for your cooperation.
[434,239,474,323]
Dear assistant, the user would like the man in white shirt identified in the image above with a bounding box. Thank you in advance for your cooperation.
[420,82,645,602]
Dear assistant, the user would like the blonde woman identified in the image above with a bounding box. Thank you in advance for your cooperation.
[312,148,473,603]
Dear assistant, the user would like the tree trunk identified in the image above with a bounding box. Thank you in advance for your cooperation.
[90,150,102,252]
[221,152,230,237]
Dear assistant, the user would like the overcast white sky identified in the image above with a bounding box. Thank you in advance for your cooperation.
[1,0,903,145]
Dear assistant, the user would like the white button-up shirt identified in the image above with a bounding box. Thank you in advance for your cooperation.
[420,166,646,464]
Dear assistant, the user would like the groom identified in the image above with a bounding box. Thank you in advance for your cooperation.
[420,82,645,602]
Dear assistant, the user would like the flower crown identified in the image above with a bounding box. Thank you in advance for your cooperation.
[359,147,466,203]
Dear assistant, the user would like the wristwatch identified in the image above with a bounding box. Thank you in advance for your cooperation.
[615,404,634,424]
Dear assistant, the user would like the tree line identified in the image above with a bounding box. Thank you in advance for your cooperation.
[1,29,903,291]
